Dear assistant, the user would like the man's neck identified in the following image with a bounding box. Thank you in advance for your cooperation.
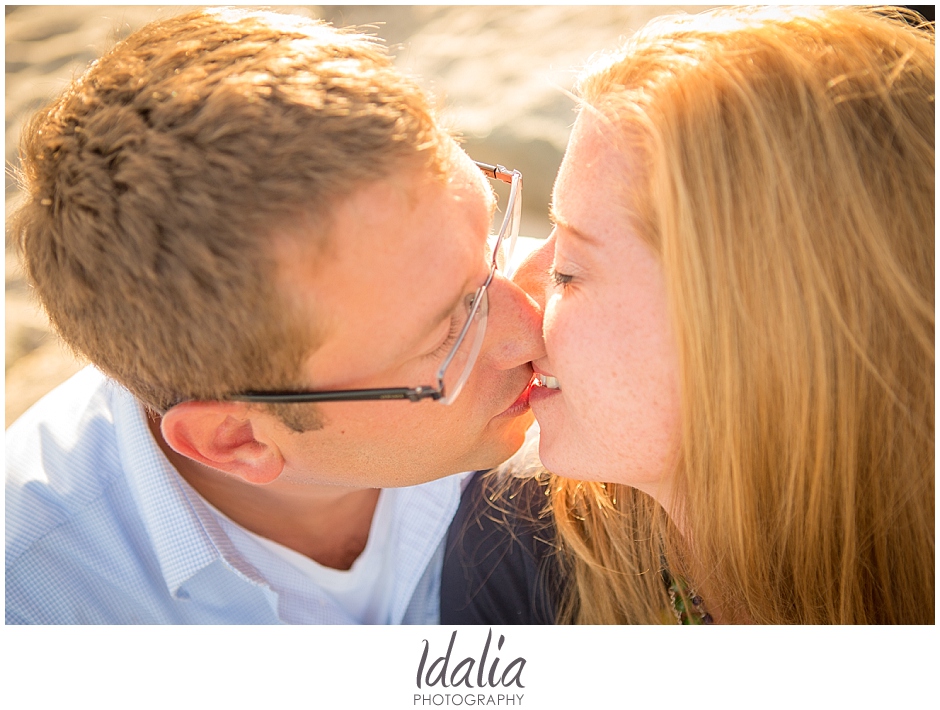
[146,412,379,570]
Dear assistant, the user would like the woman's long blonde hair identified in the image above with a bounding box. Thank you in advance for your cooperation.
[549,6,934,624]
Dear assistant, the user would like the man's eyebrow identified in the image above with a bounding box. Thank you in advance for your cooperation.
[549,205,599,246]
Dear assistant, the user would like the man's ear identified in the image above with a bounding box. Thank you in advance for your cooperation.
[160,401,284,485]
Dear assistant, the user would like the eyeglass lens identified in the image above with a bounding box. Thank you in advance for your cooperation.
[489,176,522,272]
[438,290,489,405]
[438,170,521,405]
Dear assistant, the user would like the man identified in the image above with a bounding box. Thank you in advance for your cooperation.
[6,8,544,624]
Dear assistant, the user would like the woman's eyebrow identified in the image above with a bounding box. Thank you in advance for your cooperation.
[549,205,599,246]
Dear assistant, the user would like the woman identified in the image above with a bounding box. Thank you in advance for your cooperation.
[441,6,934,624]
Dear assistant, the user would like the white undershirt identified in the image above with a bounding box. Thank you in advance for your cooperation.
[205,488,400,624]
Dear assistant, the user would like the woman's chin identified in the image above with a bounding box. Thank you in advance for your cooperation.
[535,424,582,480]
[532,393,600,480]
[531,406,562,470]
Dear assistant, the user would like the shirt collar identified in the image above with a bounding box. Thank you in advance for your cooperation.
[388,472,467,620]
[109,384,272,599]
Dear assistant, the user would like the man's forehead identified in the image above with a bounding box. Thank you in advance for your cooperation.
[444,148,498,217]
[482,179,498,221]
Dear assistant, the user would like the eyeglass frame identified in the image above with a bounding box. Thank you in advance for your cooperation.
[229,160,522,406]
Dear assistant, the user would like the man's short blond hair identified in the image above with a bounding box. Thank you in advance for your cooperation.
[11,8,447,418]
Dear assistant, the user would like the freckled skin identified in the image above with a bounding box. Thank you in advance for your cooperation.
[522,115,681,505]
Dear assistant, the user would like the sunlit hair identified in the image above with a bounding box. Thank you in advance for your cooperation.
[548,5,934,623]
[10,8,447,424]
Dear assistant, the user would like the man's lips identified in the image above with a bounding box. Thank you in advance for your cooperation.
[496,376,536,417]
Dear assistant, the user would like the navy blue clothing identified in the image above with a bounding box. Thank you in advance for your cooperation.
[440,470,562,625]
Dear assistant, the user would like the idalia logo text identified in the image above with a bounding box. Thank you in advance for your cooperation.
[417,629,526,689]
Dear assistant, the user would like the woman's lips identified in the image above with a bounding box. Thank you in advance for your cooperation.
[497,369,561,417]
[529,371,561,405]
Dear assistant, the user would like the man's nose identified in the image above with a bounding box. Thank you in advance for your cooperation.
[482,268,547,368]
[511,233,555,312]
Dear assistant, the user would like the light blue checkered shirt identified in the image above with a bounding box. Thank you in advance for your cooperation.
[6,367,465,624]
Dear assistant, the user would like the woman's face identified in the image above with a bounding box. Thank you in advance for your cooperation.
[527,114,681,503]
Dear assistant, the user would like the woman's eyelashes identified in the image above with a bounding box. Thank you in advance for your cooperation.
[550,266,574,290]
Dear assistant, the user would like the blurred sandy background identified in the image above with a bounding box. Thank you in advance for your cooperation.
[5,4,711,426]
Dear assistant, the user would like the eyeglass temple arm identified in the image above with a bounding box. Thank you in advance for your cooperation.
[231,385,443,404]
[474,161,516,185]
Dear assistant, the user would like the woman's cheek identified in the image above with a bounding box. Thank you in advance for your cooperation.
[544,296,596,404]
[542,293,574,371]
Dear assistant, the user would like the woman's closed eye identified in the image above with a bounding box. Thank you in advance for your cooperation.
[550,267,574,290]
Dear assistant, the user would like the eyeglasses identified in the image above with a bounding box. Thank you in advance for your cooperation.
[231,160,522,407]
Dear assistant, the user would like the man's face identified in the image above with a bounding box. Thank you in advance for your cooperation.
[266,148,545,487]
